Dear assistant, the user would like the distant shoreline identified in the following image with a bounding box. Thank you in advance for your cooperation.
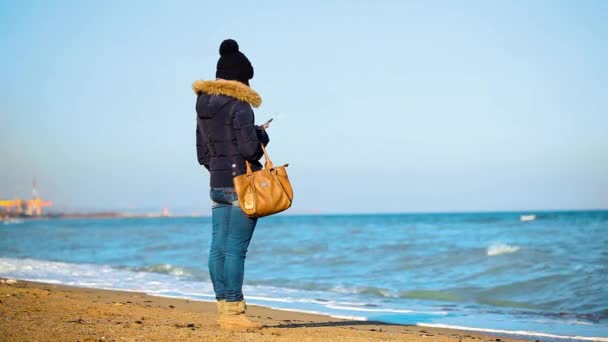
[2,212,209,220]
[3,208,606,221]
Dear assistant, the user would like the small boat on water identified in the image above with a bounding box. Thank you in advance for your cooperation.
[520,214,536,222]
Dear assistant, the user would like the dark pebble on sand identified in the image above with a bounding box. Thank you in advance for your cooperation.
[67,318,88,324]
[135,320,143,324]
[187,323,195,328]
[169,305,175,308]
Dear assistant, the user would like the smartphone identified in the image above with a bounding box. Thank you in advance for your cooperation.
[263,118,273,125]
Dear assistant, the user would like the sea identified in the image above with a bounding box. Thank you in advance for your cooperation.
[1,211,607,341]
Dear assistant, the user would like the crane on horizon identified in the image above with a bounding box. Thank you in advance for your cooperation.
[0,178,53,216]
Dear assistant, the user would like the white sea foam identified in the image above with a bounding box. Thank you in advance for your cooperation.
[328,314,367,321]
[418,323,608,342]
[487,243,520,256]
[520,214,536,222]
[245,295,297,303]
[138,264,191,277]
[326,304,414,313]
[324,304,448,315]
[0,257,215,295]
[0,257,396,316]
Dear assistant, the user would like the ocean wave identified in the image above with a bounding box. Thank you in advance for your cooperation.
[273,245,328,255]
[398,289,461,302]
[131,264,209,281]
[487,243,520,256]
[0,257,216,296]
[347,286,392,297]
[247,279,334,292]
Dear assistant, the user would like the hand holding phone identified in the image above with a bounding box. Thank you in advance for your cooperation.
[262,118,273,129]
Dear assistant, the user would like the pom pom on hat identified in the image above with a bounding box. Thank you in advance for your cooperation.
[219,39,239,56]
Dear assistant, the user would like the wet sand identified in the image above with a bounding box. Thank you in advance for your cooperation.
[0,279,529,341]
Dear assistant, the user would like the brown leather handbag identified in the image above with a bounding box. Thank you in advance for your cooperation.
[233,144,293,218]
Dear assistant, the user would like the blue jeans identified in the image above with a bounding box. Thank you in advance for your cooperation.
[208,187,258,302]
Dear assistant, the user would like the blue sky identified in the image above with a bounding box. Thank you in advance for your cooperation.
[1,0,607,214]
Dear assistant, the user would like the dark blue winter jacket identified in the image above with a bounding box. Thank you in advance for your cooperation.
[193,79,269,188]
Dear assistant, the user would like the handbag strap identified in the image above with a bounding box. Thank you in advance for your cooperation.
[260,144,273,168]
[245,144,274,175]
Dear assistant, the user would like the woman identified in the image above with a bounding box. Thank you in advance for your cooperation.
[193,39,269,330]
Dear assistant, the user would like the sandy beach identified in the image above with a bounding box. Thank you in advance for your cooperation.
[0,279,531,342]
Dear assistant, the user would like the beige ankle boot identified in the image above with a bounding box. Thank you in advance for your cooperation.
[217,300,262,330]
[216,300,225,322]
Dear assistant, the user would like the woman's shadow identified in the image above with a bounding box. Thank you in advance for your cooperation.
[269,319,395,329]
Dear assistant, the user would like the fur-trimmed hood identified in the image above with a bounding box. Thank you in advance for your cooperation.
[192,79,261,108]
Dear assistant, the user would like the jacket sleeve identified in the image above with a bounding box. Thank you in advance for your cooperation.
[232,103,267,161]
[256,127,270,147]
[196,121,210,170]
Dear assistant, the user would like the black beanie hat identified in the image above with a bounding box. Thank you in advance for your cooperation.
[215,39,254,86]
